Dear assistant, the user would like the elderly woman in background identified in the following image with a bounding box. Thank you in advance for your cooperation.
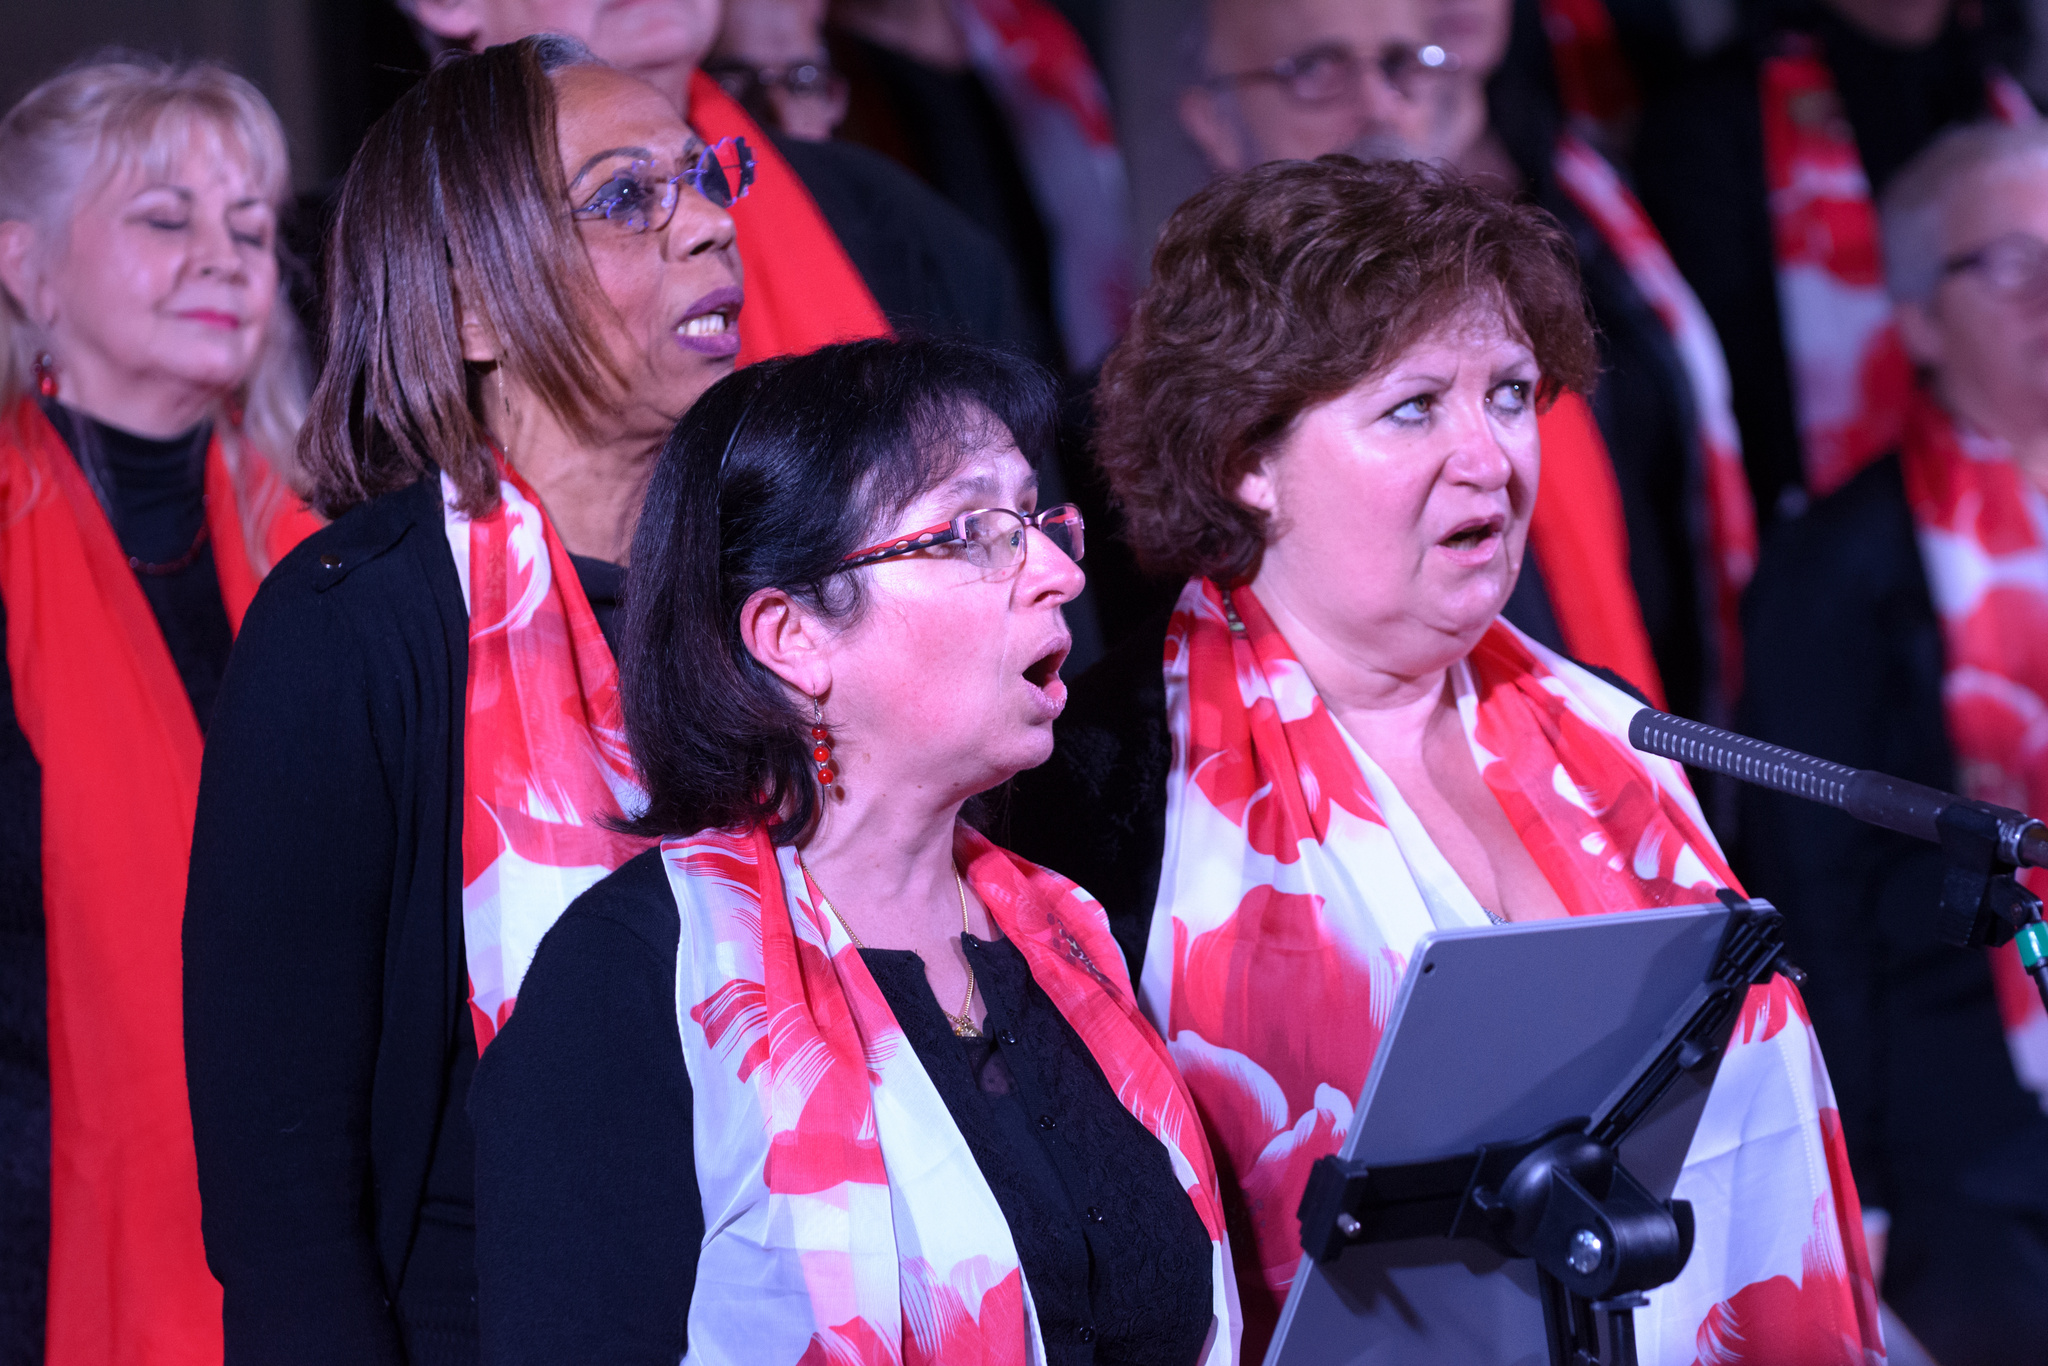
[1740,121,2048,1365]
[0,57,311,1366]
[468,336,1237,1365]
[1007,156,1879,1364]
[183,36,745,1364]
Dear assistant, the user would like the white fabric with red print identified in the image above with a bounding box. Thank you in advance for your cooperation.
[445,463,650,1050]
[1902,389,2048,1105]
[665,822,1240,1365]
[1142,576,1886,1364]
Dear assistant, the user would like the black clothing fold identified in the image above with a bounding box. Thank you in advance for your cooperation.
[469,848,1214,1366]
[184,476,626,1366]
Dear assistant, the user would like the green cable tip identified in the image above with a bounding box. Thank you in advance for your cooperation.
[2019,922,2048,972]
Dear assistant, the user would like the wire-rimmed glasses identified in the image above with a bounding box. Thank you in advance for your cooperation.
[571,136,756,235]
[834,505,1086,578]
[1944,232,2048,305]
[1201,40,1457,106]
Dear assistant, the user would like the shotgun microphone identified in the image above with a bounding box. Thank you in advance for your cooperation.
[1627,708,2048,1010]
[1625,708,2048,870]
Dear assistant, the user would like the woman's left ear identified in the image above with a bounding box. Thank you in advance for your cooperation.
[737,586,832,699]
[1235,455,1279,516]
[0,221,50,329]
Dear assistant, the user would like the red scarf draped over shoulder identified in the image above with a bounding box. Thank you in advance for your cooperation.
[686,76,891,364]
[0,398,314,1365]
[1531,390,1667,706]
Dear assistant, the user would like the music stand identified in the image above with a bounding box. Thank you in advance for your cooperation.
[1264,895,1792,1366]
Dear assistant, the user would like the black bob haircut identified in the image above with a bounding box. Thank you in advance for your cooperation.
[618,335,1058,843]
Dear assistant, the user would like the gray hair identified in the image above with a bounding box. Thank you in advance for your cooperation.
[1881,119,2048,304]
[0,54,308,479]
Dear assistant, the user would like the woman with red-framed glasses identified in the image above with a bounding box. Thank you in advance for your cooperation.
[468,335,1241,1365]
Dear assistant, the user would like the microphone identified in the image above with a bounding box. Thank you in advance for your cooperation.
[1626,709,2048,870]
[1627,708,2048,1011]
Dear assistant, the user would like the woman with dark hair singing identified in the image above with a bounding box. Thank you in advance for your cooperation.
[1006,156,1881,1364]
[468,336,1238,1366]
[182,35,747,1364]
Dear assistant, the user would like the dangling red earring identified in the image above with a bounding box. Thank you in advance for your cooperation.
[810,697,836,788]
[32,352,57,400]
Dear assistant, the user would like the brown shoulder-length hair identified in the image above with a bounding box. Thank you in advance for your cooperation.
[299,34,624,518]
[1096,155,1600,585]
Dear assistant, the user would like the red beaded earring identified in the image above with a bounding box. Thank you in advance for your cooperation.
[32,352,57,400]
[810,697,836,787]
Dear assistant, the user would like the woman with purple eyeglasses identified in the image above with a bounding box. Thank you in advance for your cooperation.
[466,336,1241,1366]
[183,35,751,1365]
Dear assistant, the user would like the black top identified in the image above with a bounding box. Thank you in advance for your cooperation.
[470,848,1215,1366]
[0,401,238,1364]
[767,132,1044,362]
[1736,451,2048,1361]
[184,476,623,1366]
[1629,1,2009,529]
[829,31,1061,369]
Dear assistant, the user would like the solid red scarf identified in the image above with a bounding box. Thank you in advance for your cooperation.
[0,398,312,1366]
[1530,389,1666,706]
[686,75,891,365]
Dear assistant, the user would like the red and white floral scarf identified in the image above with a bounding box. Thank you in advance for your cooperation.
[1553,131,1759,705]
[667,821,1238,1364]
[952,0,1130,369]
[1760,38,1919,499]
[1900,389,2048,1103]
[1763,43,2038,500]
[1146,577,1883,1365]
[444,462,650,1048]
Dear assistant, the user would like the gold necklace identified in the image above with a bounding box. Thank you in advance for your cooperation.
[795,852,981,1038]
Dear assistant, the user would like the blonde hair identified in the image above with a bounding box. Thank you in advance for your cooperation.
[0,54,308,481]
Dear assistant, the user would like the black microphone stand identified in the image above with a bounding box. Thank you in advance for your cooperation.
[1628,709,2048,1013]
[1296,897,1792,1366]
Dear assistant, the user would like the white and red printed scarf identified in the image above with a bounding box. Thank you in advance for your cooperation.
[952,0,1130,370]
[443,461,650,1048]
[667,821,1239,1364]
[1900,389,2048,1103]
[1144,577,1884,1365]
[1552,132,1760,705]
[1763,42,2038,500]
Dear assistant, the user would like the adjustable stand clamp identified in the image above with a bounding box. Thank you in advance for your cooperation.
[1296,897,1791,1366]
[1934,802,2048,1013]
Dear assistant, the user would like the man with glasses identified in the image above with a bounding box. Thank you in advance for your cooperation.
[1176,0,1443,173]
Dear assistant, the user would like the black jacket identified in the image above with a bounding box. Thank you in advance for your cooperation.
[1736,452,2048,1361]
[185,477,476,1366]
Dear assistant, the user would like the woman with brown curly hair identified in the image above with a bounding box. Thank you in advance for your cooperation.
[1008,155,1881,1364]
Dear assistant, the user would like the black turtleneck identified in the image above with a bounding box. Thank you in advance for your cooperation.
[37,399,235,730]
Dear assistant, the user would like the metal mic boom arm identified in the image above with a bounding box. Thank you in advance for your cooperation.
[1627,708,2048,1010]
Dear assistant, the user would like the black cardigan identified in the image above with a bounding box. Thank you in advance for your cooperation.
[1736,453,2048,1361]
[469,848,1216,1366]
[185,476,474,1365]
[184,476,629,1365]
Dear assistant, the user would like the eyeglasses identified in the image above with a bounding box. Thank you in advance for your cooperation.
[1944,232,2048,304]
[834,505,1086,577]
[571,137,756,234]
[1201,40,1457,106]
[705,57,844,101]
